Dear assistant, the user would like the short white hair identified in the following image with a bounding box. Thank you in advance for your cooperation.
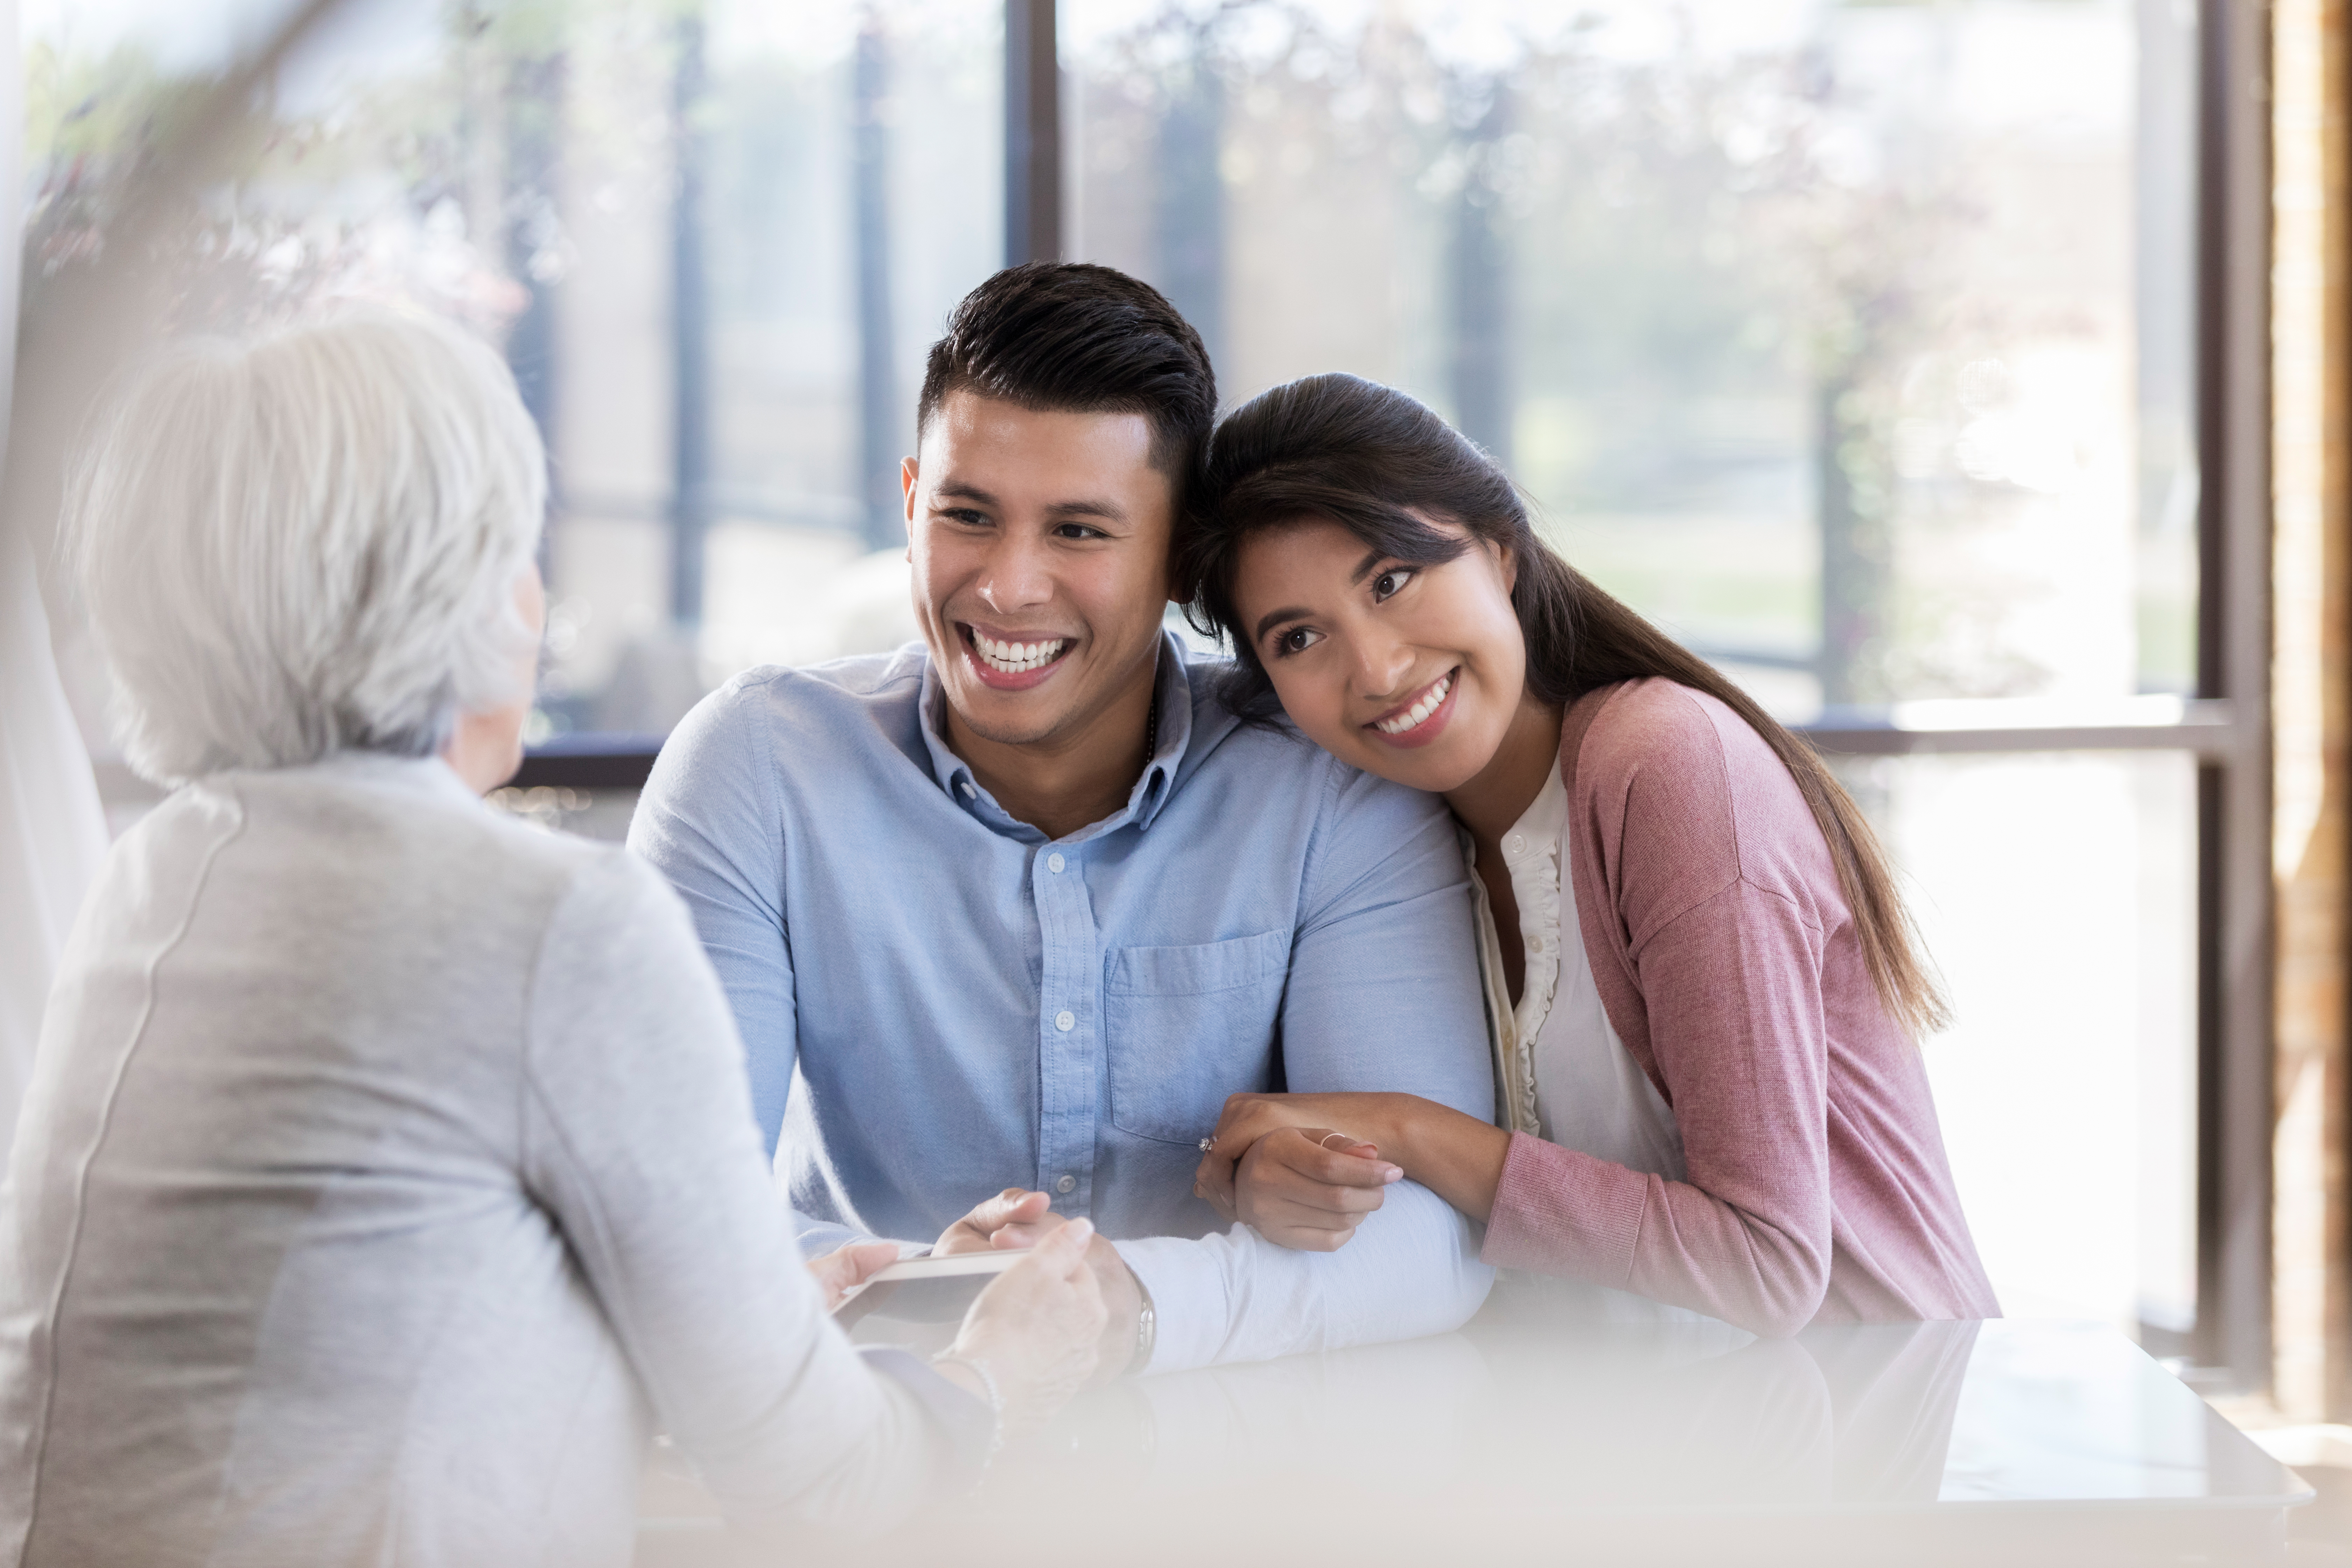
[64,312,547,784]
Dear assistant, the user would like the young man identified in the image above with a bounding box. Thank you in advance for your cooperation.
[630,263,1493,1375]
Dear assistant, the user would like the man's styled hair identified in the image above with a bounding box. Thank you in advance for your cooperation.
[64,312,547,784]
[916,262,1217,495]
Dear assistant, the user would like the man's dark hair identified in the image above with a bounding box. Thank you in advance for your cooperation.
[916,262,1217,500]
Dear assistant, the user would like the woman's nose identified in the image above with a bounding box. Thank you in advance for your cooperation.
[1353,636,1416,699]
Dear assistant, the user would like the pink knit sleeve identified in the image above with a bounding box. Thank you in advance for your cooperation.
[1480,685,1838,1336]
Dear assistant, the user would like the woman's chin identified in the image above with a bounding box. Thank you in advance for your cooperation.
[1336,733,1486,796]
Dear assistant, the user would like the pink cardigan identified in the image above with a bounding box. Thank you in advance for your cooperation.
[1479,679,1999,1335]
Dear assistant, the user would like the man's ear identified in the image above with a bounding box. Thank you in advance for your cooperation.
[900,456,920,561]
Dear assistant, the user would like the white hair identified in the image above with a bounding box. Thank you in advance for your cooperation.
[64,312,547,784]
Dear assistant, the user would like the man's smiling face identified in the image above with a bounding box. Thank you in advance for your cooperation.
[902,389,1176,752]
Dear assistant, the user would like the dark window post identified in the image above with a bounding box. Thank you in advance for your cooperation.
[854,13,899,551]
[504,48,566,507]
[1006,0,1060,266]
[1154,30,1224,370]
[1448,75,1511,468]
[2190,0,2274,1392]
[670,12,713,626]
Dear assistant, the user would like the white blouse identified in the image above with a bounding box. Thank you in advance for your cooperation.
[1468,768,1688,1183]
[1466,770,1712,1326]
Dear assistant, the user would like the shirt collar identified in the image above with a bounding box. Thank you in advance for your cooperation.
[1504,759,1570,867]
[1458,755,1569,896]
[302,748,485,809]
[916,630,1195,844]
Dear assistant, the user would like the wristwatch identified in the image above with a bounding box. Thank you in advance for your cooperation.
[1129,1272,1156,1377]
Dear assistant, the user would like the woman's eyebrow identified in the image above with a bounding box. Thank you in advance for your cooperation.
[1253,551,1390,642]
[1253,605,1312,644]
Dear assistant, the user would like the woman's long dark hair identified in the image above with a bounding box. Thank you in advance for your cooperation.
[1182,373,1949,1039]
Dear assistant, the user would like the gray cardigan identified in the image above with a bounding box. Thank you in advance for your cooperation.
[0,754,969,1568]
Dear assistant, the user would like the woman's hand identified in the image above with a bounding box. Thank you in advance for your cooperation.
[1194,1093,1405,1251]
[936,1218,1109,1435]
[805,1240,901,1312]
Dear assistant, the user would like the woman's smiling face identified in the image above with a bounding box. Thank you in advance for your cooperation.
[1233,516,1528,793]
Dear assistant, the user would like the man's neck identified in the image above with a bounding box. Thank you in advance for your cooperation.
[944,658,1162,842]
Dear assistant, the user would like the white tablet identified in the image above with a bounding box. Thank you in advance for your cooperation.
[863,1250,1025,1285]
[834,1248,1023,1323]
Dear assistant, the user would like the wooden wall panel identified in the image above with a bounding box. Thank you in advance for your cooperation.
[2272,0,2352,1423]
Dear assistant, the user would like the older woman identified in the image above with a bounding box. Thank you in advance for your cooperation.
[0,315,1104,1568]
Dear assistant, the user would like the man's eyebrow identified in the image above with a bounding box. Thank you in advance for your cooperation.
[1252,605,1312,645]
[930,483,1128,525]
[1045,498,1130,523]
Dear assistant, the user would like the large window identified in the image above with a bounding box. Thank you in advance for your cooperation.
[28,0,2273,1382]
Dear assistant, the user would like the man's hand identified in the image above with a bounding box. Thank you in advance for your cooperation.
[805,1239,900,1311]
[934,1188,1146,1380]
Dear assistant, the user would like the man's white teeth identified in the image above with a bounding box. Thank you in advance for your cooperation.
[973,632,1069,674]
[1377,673,1452,735]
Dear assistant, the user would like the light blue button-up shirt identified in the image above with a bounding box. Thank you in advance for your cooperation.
[629,633,1495,1372]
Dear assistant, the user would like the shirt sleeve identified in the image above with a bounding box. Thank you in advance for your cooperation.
[628,681,800,1159]
[1116,761,1497,1372]
[629,684,930,1261]
[517,852,985,1530]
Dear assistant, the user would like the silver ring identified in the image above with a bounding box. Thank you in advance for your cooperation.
[1318,1132,1349,1150]
[1198,1137,1213,1152]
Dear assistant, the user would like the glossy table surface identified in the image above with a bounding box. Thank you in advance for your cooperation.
[639,1280,2312,1568]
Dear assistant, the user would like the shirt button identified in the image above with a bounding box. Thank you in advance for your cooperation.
[1528,934,1546,953]
[1055,1174,1077,1195]
[1507,833,1525,855]
[1047,852,1066,874]
[1055,1010,1076,1032]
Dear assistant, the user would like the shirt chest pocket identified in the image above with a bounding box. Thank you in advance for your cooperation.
[1103,929,1293,1146]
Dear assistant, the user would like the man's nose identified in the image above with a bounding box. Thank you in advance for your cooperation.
[975,531,1054,615]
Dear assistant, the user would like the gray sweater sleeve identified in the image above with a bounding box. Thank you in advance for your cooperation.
[516,851,973,1531]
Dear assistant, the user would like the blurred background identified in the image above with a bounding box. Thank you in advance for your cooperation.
[18,0,2341,1435]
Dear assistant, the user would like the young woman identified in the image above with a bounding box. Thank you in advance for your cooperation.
[1184,373,1997,1337]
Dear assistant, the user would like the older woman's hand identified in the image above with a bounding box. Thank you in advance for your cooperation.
[933,1188,1058,1255]
[934,1219,1109,1435]
[806,1240,902,1312]
[1194,1093,1405,1251]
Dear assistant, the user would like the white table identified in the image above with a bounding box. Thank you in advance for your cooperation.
[639,1281,2312,1567]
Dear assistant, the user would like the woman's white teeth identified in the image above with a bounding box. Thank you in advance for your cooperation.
[974,632,1068,673]
[1377,673,1452,735]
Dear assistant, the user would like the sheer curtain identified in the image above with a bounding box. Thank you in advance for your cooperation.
[0,0,109,1168]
